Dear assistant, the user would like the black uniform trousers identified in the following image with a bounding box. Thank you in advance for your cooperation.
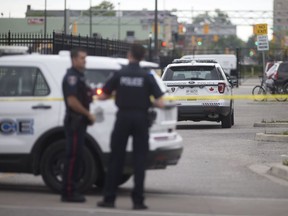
[103,110,149,204]
[62,118,87,197]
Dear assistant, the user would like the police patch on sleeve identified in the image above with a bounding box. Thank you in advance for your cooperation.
[67,76,77,86]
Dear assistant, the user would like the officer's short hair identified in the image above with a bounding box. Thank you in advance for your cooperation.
[129,44,146,61]
[70,47,87,59]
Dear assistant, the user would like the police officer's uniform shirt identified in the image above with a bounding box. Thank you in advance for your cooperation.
[62,67,92,114]
[103,62,164,110]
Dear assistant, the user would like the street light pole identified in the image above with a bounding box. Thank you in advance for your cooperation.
[149,32,152,61]
[44,0,47,36]
[154,0,158,62]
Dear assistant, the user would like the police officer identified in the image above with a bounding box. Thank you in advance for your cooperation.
[61,47,96,202]
[97,44,164,210]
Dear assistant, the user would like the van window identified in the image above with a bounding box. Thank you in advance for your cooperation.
[0,67,50,97]
[163,66,224,81]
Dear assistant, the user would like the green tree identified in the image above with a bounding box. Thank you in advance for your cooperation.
[191,9,244,52]
[192,9,232,25]
[84,1,115,16]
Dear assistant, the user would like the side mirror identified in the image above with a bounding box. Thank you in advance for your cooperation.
[224,73,234,88]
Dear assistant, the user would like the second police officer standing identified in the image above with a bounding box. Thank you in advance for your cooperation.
[97,44,165,210]
[61,47,96,202]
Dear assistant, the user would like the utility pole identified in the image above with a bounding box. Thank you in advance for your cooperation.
[90,0,92,37]
[64,0,67,34]
[154,0,158,62]
[44,0,47,36]
[118,2,121,40]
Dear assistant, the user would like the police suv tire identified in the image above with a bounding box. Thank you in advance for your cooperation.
[118,174,132,186]
[95,174,132,187]
[231,110,235,126]
[40,140,97,193]
[221,111,232,128]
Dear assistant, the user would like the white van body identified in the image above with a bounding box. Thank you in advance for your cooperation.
[181,54,237,75]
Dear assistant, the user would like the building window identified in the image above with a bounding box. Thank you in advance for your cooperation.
[126,31,135,37]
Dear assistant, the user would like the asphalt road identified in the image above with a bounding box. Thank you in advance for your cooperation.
[1,78,288,216]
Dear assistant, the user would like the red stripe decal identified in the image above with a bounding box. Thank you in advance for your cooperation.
[67,131,78,195]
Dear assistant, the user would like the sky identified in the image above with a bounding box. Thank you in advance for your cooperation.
[0,0,274,41]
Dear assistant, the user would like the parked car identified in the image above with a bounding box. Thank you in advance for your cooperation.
[265,61,288,92]
[161,58,234,128]
[0,50,183,193]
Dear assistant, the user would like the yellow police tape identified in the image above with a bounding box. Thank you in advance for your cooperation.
[163,94,288,101]
[0,94,287,102]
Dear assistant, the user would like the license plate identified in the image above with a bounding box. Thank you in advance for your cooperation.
[186,89,198,95]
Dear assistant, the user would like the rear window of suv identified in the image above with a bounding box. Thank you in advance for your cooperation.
[163,66,224,81]
[85,69,116,88]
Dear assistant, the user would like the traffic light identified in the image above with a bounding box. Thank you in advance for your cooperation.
[178,24,185,35]
[197,37,202,46]
[191,36,196,46]
[203,23,209,34]
[249,49,256,57]
[213,35,219,42]
[161,41,167,47]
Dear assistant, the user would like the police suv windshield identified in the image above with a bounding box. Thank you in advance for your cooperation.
[85,69,116,88]
[163,66,224,81]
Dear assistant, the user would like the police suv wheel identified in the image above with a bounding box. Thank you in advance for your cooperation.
[40,140,97,193]
[221,111,232,128]
[119,174,132,185]
[95,173,132,187]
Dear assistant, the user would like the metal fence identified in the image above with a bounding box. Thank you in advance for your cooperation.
[0,31,131,57]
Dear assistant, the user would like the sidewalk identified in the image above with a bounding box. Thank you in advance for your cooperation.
[1,190,288,216]
[240,78,260,86]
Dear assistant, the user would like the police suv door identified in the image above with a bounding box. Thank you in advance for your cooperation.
[0,61,61,154]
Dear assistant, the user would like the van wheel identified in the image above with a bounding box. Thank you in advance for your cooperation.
[221,111,232,128]
[40,140,97,193]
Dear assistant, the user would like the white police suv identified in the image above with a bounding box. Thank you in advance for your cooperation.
[0,50,183,192]
[161,58,234,128]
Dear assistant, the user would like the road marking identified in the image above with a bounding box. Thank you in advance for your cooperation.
[0,205,251,216]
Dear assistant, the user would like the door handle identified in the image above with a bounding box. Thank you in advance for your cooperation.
[32,104,51,110]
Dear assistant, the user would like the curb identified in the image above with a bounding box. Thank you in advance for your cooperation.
[255,133,288,142]
[254,122,288,128]
[268,163,288,182]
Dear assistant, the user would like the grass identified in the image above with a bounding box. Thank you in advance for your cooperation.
[261,119,288,123]
[264,131,288,135]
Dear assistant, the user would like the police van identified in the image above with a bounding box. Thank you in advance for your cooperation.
[0,49,183,192]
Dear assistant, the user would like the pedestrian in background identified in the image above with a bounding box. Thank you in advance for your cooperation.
[97,44,165,210]
[61,47,96,202]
